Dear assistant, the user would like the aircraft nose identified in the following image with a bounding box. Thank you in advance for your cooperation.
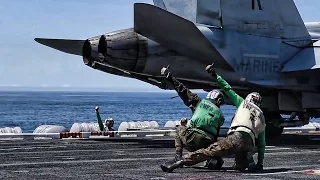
[83,29,147,73]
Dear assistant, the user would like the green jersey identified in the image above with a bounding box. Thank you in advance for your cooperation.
[190,99,225,139]
[166,73,225,139]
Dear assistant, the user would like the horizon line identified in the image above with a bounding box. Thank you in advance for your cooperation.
[0,87,206,93]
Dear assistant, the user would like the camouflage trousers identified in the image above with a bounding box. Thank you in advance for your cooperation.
[182,131,254,166]
[175,126,223,166]
[175,126,214,151]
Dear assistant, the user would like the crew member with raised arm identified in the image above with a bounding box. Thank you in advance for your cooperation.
[161,63,266,173]
[95,106,115,137]
[160,66,226,169]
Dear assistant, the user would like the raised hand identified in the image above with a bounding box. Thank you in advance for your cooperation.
[160,65,171,78]
[205,63,217,78]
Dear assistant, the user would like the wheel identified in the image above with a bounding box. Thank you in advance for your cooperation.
[264,112,284,138]
[265,123,284,138]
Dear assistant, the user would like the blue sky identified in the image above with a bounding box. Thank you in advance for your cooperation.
[0,0,318,91]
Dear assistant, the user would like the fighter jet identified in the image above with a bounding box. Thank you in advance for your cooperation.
[34,0,320,137]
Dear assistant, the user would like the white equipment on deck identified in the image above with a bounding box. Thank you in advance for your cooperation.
[0,121,318,140]
[69,122,100,132]
[33,125,68,133]
[0,127,23,134]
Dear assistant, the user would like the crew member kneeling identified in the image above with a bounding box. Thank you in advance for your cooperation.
[161,63,266,173]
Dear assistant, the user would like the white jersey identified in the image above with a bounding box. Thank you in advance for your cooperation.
[228,100,266,145]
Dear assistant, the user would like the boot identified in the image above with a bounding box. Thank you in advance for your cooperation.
[204,158,224,170]
[247,154,256,173]
[175,149,183,161]
[164,150,183,168]
[247,162,256,173]
[233,152,255,172]
[232,162,247,172]
[160,160,184,173]
[174,149,183,168]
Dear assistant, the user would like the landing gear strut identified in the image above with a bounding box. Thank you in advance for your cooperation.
[264,112,284,138]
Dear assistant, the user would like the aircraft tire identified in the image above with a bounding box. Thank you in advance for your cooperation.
[266,123,284,138]
[264,112,284,138]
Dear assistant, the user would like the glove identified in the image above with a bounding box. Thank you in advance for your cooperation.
[95,106,99,111]
[160,65,171,78]
[205,63,217,78]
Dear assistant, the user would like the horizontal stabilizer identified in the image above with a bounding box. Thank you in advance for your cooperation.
[34,38,84,56]
[282,41,320,73]
[134,3,233,71]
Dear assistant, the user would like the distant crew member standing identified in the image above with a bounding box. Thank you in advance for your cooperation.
[95,106,115,137]
[160,66,226,169]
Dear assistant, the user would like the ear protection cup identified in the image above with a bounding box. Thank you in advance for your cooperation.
[216,97,224,106]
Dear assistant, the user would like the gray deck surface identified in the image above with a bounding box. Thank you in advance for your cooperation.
[0,134,319,180]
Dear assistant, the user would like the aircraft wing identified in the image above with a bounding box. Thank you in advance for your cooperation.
[305,22,320,41]
[281,40,320,74]
[34,38,84,56]
[134,3,234,71]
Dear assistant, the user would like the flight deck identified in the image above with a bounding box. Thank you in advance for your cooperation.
[0,134,319,180]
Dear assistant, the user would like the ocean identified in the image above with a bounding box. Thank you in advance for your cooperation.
[0,91,319,133]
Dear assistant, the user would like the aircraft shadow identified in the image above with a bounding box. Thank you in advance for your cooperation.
[266,134,320,149]
[92,134,320,150]
[141,134,320,149]
[186,166,292,174]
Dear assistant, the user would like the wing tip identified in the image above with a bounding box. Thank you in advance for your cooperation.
[34,38,41,43]
[33,38,85,56]
[34,38,49,45]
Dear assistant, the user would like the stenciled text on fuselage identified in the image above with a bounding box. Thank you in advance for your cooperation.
[236,58,281,73]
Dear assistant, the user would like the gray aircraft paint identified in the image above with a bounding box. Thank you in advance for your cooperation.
[34,0,320,119]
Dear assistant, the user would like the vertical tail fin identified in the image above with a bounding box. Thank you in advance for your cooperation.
[220,0,310,39]
[153,0,221,27]
[153,0,310,39]
[153,0,197,22]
